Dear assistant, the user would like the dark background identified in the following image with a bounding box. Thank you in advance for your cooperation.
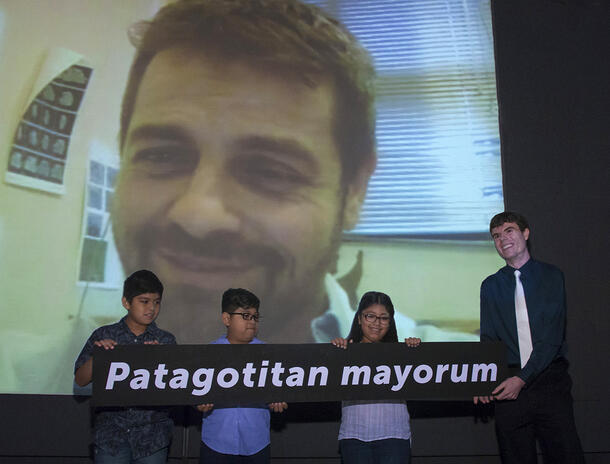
[1,0,608,462]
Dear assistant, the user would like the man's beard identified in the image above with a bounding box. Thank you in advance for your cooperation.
[114,221,343,344]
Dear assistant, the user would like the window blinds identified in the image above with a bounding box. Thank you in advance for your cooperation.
[310,0,503,238]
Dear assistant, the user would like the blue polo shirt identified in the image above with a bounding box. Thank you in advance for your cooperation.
[201,335,270,456]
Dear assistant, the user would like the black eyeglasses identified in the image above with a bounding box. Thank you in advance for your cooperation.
[362,313,391,324]
[227,312,260,322]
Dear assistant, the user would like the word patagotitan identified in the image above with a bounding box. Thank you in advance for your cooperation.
[105,360,497,396]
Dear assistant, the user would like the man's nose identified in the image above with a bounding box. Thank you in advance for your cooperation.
[166,163,240,238]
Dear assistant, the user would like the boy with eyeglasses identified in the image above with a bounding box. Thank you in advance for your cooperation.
[195,288,287,463]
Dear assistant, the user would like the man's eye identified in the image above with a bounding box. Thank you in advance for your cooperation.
[251,165,305,183]
[130,147,198,176]
[234,157,312,196]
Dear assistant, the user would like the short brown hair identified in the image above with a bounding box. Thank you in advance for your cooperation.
[489,211,530,234]
[120,0,376,185]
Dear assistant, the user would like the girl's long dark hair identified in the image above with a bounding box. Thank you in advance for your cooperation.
[346,291,398,343]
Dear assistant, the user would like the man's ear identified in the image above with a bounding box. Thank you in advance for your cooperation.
[523,228,530,241]
[121,297,130,310]
[342,152,376,230]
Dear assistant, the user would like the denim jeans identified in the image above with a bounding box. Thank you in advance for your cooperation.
[199,442,270,463]
[339,438,411,464]
[94,444,168,464]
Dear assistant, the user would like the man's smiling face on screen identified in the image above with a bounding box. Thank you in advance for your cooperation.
[112,49,368,341]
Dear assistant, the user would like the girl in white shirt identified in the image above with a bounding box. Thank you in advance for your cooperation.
[332,291,420,464]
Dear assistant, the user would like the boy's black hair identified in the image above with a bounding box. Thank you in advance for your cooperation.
[347,291,398,343]
[489,211,529,233]
[221,288,260,313]
[123,269,164,302]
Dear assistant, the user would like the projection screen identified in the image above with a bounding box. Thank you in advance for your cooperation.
[0,0,504,394]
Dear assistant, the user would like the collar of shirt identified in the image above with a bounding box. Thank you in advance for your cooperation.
[500,258,542,291]
[118,316,160,339]
[211,334,264,345]
[501,257,535,276]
